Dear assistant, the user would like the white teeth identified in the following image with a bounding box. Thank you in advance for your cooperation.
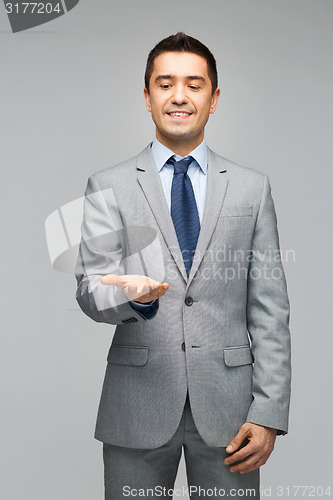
[169,112,190,116]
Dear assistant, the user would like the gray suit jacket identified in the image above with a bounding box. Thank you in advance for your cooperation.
[75,143,291,449]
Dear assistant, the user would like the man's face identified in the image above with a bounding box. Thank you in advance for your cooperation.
[144,52,220,150]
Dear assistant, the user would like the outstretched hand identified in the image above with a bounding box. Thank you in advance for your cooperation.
[224,422,277,474]
[101,274,169,303]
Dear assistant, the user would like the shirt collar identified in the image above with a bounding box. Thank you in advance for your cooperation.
[151,136,208,174]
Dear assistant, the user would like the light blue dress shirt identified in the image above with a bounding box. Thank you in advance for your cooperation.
[129,137,209,319]
[151,136,208,223]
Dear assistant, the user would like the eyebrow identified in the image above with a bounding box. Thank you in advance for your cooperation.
[154,74,206,84]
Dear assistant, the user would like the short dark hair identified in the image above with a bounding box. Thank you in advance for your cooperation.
[145,32,218,95]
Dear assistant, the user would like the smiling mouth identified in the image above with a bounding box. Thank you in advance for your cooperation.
[167,112,192,118]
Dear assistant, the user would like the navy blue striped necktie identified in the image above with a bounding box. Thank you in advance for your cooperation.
[166,155,200,277]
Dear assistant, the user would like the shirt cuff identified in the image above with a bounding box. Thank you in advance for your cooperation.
[129,299,159,319]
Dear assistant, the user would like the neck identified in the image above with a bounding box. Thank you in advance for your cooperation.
[156,131,204,157]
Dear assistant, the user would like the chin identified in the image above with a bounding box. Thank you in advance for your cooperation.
[164,127,192,137]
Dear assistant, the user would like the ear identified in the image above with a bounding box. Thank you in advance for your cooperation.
[144,88,151,112]
[209,87,220,114]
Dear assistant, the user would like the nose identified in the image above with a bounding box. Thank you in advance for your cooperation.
[171,84,189,105]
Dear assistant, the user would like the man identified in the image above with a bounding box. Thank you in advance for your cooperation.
[75,32,291,499]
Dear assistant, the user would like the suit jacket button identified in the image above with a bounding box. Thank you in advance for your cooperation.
[185,296,194,306]
[181,342,186,351]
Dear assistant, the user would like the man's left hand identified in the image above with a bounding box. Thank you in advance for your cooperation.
[223,423,277,474]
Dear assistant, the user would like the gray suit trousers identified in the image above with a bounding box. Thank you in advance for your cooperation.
[103,393,260,500]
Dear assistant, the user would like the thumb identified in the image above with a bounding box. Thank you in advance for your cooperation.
[226,426,249,453]
[101,274,121,286]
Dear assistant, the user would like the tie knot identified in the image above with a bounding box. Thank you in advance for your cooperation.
[167,155,193,174]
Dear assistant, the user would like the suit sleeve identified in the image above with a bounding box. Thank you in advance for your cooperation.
[75,174,158,325]
[245,175,291,435]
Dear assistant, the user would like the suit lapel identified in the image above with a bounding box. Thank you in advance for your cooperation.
[136,144,229,285]
[136,144,188,282]
[187,147,228,286]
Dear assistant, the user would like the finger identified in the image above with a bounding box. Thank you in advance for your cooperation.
[224,442,257,464]
[230,448,272,473]
[134,287,161,303]
[145,282,169,299]
[229,453,261,473]
[141,283,160,299]
[140,278,160,296]
[153,285,166,299]
[237,456,265,474]
[139,283,150,297]
[157,283,169,297]
[145,278,153,294]
[158,283,169,296]
[226,427,249,453]
[132,281,170,302]
[101,274,120,286]
[126,284,141,301]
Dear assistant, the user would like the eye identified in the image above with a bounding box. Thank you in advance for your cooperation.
[160,84,171,89]
[189,85,200,90]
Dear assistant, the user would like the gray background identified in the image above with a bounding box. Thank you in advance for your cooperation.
[1,0,332,498]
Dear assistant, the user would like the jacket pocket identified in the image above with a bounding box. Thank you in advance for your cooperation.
[223,345,253,366]
[219,205,253,217]
[107,345,149,366]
